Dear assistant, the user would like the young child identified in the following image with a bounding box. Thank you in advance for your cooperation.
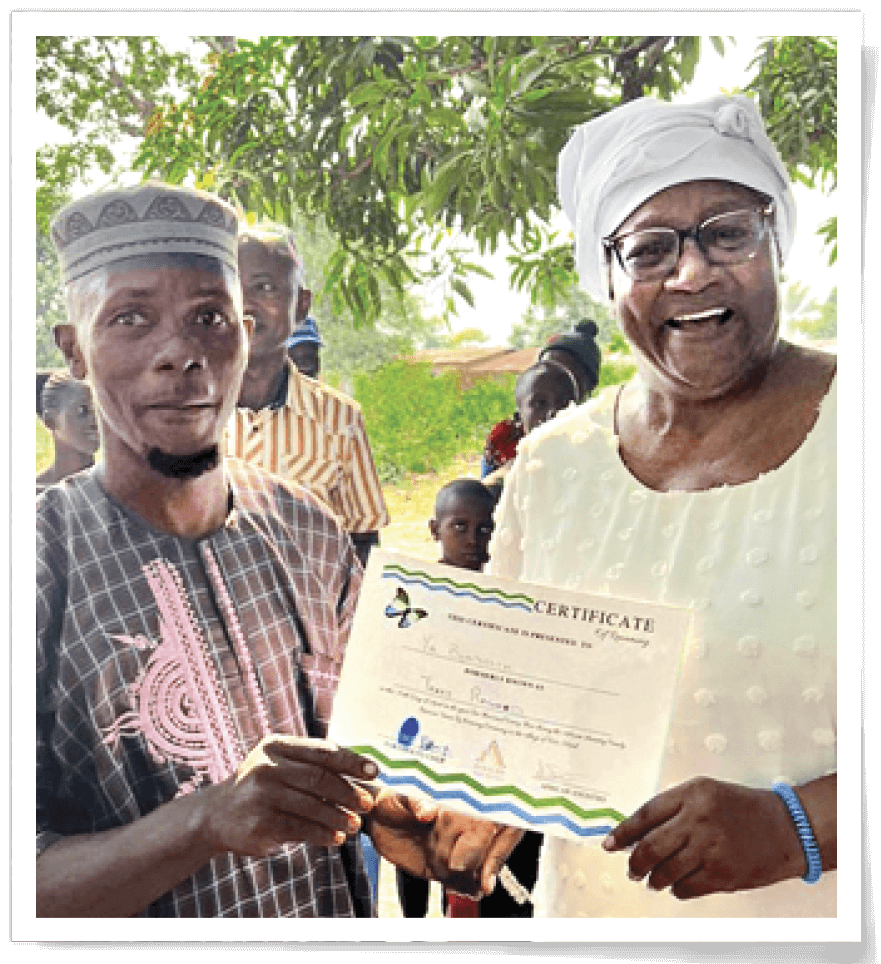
[482,359,580,495]
[429,478,498,572]
[480,320,601,479]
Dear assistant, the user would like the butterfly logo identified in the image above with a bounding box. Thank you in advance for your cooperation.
[385,587,428,629]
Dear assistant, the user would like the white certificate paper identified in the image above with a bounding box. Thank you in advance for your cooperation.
[329,551,691,841]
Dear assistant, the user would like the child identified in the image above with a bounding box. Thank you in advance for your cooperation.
[480,319,601,479]
[483,359,579,494]
[396,479,542,918]
[429,478,499,572]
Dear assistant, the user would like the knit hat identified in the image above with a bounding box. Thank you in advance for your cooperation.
[557,95,796,299]
[540,319,602,390]
[285,317,324,348]
[51,181,239,284]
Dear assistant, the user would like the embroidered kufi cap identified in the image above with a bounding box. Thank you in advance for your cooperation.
[51,181,240,285]
[557,95,796,299]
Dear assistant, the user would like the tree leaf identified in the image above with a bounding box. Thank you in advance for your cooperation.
[450,278,475,308]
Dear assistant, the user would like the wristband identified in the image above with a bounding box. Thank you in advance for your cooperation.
[771,782,823,884]
[498,864,532,905]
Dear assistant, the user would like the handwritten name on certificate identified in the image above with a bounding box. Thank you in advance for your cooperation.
[329,550,691,841]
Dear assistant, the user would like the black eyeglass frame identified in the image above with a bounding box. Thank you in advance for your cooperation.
[602,202,777,296]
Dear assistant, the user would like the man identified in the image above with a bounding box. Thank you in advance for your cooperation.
[286,316,323,379]
[227,226,388,567]
[37,182,514,917]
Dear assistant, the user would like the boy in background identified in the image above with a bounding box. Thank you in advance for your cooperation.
[429,479,498,572]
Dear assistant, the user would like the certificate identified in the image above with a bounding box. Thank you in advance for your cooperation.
[329,550,691,841]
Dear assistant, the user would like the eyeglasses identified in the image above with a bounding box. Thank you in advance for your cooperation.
[603,204,775,283]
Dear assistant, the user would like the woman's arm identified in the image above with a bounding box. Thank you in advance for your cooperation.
[602,773,836,900]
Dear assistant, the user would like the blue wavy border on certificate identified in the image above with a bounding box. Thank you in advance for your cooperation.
[382,563,534,612]
[350,745,624,838]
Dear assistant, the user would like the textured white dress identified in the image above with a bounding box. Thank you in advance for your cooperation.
[486,378,836,918]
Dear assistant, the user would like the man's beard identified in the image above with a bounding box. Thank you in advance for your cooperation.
[147,445,220,480]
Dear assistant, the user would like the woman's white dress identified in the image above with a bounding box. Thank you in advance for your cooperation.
[486,378,836,917]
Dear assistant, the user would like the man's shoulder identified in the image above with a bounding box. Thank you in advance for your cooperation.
[225,457,347,529]
[294,371,363,418]
[36,469,103,530]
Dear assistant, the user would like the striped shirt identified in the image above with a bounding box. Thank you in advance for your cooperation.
[36,461,373,917]
[224,364,390,534]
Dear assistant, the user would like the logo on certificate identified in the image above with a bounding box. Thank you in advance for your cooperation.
[396,716,420,747]
[392,716,449,762]
[475,739,506,774]
[385,587,428,629]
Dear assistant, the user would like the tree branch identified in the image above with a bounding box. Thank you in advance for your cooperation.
[195,36,238,56]
[97,39,157,123]
[616,36,665,65]
[618,37,672,102]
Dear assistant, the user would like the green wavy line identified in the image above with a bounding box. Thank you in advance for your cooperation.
[350,745,625,823]
[383,564,534,606]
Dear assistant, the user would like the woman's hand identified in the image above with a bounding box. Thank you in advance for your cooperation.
[602,776,809,899]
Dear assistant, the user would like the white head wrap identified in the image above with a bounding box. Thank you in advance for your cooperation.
[51,181,239,285]
[557,95,796,299]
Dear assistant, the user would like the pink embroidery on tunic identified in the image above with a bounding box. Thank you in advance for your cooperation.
[200,545,272,740]
[101,558,245,789]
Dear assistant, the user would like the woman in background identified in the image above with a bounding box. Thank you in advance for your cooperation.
[36,370,100,496]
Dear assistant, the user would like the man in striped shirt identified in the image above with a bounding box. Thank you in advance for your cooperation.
[227,227,389,567]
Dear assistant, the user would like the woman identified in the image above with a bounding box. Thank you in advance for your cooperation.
[487,94,836,917]
[539,319,602,403]
[36,371,100,495]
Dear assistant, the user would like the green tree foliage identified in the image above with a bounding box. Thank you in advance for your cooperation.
[448,328,490,348]
[746,36,837,262]
[352,361,516,480]
[36,235,66,367]
[132,35,710,322]
[36,36,204,234]
[282,208,451,388]
[784,284,837,341]
[36,35,838,342]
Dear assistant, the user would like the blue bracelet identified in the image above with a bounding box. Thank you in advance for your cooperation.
[772,782,823,884]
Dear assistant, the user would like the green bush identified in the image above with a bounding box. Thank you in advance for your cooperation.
[596,358,638,390]
[353,361,515,481]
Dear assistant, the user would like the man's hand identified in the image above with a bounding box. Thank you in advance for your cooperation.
[602,776,807,899]
[368,790,524,897]
[197,736,378,858]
